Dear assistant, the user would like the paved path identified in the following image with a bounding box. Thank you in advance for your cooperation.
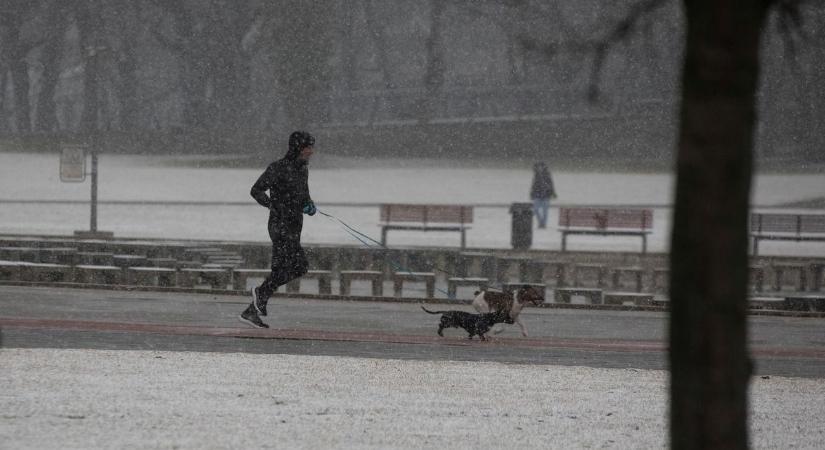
[1,285,824,378]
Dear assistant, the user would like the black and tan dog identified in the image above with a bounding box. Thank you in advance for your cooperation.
[421,305,512,341]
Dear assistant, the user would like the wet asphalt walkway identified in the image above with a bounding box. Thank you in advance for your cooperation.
[1,285,824,378]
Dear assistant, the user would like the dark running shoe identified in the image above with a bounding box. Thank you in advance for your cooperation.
[239,305,268,329]
[251,287,267,316]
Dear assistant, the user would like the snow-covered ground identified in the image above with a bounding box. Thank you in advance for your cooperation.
[2,348,823,450]
[2,152,824,449]
[1,152,823,255]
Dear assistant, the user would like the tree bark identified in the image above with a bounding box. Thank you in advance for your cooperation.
[4,21,31,133]
[669,1,772,449]
[74,0,109,136]
[35,5,66,133]
[419,0,445,122]
[0,70,7,134]
[275,0,333,129]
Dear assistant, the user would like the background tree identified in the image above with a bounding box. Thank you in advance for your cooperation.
[0,0,40,134]
[33,0,68,133]
[267,0,334,131]
[145,0,260,148]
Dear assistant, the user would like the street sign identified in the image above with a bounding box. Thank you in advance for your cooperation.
[60,145,87,182]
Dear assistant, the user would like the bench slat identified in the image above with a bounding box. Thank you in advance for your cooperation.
[380,204,473,224]
[751,213,825,234]
[559,207,652,229]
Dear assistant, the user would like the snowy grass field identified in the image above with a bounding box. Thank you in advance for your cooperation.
[2,348,824,450]
[1,152,823,255]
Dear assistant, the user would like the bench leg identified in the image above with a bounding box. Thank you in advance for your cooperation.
[555,265,566,288]
[158,272,176,287]
[774,268,783,291]
[448,282,457,299]
[394,279,403,297]
[232,273,247,291]
[750,268,764,293]
[426,279,435,298]
[372,278,383,297]
[381,228,388,246]
[209,273,229,289]
[642,235,647,254]
[319,276,332,295]
[287,278,300,293]
[460,230,466,249]
[811,264,824,292]
[178,272,196,288]
[561,233,568,252]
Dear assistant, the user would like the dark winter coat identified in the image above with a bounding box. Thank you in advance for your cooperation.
[530,168,556,200]
[250,146,312,244]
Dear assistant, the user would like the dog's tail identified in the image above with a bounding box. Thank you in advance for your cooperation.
[420,305,446,315]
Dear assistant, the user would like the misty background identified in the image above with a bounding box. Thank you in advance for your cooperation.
[1,0,823,165]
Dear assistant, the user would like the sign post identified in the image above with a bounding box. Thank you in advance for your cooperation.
[62,143,113,239]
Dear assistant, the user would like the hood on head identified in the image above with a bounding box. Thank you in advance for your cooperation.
[285,131,315,160]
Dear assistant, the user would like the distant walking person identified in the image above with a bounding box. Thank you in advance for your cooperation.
[529,162,557,229]
[239,131,317,328]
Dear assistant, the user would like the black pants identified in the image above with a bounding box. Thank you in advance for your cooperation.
[256,238,308,301]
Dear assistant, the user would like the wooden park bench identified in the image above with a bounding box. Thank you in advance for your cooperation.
[558,207,653,253]
[379,204,473,249]
[750,212,825,256]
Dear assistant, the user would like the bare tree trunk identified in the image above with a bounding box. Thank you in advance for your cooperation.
[419,0,445,122]
[365,0,393,90]
[340,1,359,91]
[10,51,31,134]
[669,1,772,449]
[75,1,104,135]
[276,0,333,129]
[116,37,139,131]
[35,5,66,133]
[4,20,32,134]
[104,0,141,133]
[0,69,7,134]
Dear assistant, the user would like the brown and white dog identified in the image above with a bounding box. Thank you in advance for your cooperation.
[471,285,544,337]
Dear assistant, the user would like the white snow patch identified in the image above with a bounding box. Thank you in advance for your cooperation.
[1,348,823,449]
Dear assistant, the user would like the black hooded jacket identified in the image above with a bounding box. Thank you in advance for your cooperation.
[250,143,312,242]
[530,167,556,200]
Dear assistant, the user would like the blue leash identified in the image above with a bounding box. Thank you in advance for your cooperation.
[317,209,495,298]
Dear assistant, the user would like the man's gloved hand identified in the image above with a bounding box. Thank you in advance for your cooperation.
[302,201,317,216]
